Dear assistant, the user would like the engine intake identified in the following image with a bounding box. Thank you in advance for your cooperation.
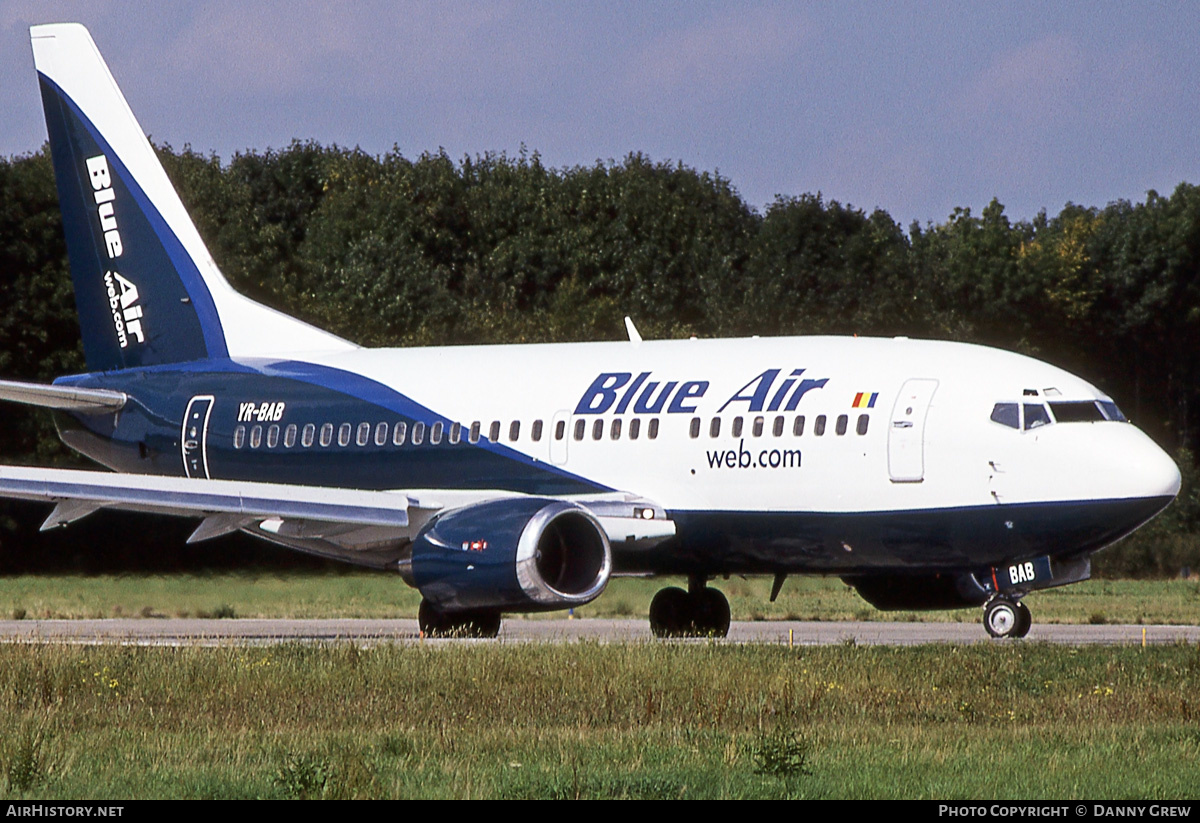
[402,497,611,613]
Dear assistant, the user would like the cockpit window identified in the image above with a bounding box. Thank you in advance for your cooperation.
[990,403,1019,429]
[1098,401,1127,422]
[1023,403,1051,430]
[1049,401,1105,423]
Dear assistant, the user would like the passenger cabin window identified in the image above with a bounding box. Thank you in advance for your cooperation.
[375,422,388,446]
[532,420,544,441]
[814,415,826,436]
[338,423,351,447]
[430,422,443,444]
[793,415,805,436]
[489,421,501,443]
[284,424,297,448]
[392,421,407,446]
[773,416,784,437]
[856,414,869,436]
[555,420,566,440]
[732,417,743,437]
[356,422,370,447]
[234,426,246,449]
[610,419,622,440]
[835,414,848,436]
[1024,404,1051,430]
[709,417,721,438]
[990,403,1019,429]
[449,422,461,444]
[267,424,280,448]
[592,419,603,440]
[250,425,262,448]
[303,423,316,448]
[648,419,659,439]
[752,416,764,437]
[411,422,425,445]
[629,419,641,440]
[689,417,700,438]
[574,419,585,441]
[509,421,520,442]
[320,423,334,447]
[469,421,481,444]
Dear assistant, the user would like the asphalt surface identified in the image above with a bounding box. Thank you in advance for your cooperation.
[0,618,1195,646]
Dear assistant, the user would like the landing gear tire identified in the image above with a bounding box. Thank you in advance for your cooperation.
[649,585,731,638]
[649,587,691,637]
[1014,602,1032,638]
[696,588,731,637]
[983,597,1024,639]
[418,600,502,638]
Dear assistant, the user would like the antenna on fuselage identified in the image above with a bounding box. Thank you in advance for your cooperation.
[624,316,643,347]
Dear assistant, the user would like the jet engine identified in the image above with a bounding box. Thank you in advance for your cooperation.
[398,497,612,613]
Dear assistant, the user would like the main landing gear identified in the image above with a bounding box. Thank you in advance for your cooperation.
[418,600,502,638]
[648,577,731,638]
[982,595,1031,639]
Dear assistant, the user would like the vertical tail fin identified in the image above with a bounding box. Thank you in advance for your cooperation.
[31,23,354,372]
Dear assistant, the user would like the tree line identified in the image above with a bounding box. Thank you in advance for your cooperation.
[1,142,1198,576]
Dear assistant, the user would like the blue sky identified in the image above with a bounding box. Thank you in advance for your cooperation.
[2,1,1197,227]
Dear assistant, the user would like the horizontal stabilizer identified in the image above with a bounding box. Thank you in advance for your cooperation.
[0,379,126,413]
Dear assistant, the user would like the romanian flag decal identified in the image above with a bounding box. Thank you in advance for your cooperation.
[852,392,878,409]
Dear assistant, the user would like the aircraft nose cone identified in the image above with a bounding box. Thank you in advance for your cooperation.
[1153,444,1181,498]
[1129,434,1181,500]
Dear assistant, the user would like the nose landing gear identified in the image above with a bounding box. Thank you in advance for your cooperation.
[983,595,1031,638]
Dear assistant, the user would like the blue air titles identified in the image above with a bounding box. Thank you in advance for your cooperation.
[86,154,145,349]
[575,368,828,415]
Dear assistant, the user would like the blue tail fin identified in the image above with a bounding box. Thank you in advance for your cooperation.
[31,24,354,372]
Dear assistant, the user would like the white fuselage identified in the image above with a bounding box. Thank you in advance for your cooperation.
[287,334,1179,517]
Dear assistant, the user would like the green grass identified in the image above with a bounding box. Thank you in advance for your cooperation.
[0,642,1198,798]
[0,573,1199,626]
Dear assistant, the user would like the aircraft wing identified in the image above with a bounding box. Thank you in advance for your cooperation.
[0,379,127,413]
[0,463,420,539]
[0,465,675,564]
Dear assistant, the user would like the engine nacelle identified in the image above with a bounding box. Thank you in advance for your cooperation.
[400,497,612,613]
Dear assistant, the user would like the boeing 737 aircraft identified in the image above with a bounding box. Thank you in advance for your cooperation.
[0,24,1181,638]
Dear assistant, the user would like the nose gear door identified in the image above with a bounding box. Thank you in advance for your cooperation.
[182,395,214,479]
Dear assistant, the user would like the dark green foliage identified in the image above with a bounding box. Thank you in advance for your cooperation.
[271,753,332,799]
[4,142,1200,574]
[3,724,48,792]
[0,149,83,467]
[751,725,812,780]
[736,194,915,336]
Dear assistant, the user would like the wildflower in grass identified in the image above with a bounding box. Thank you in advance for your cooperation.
[90,666,120,696]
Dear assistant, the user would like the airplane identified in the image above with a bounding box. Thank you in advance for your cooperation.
[0,22,1181,639]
